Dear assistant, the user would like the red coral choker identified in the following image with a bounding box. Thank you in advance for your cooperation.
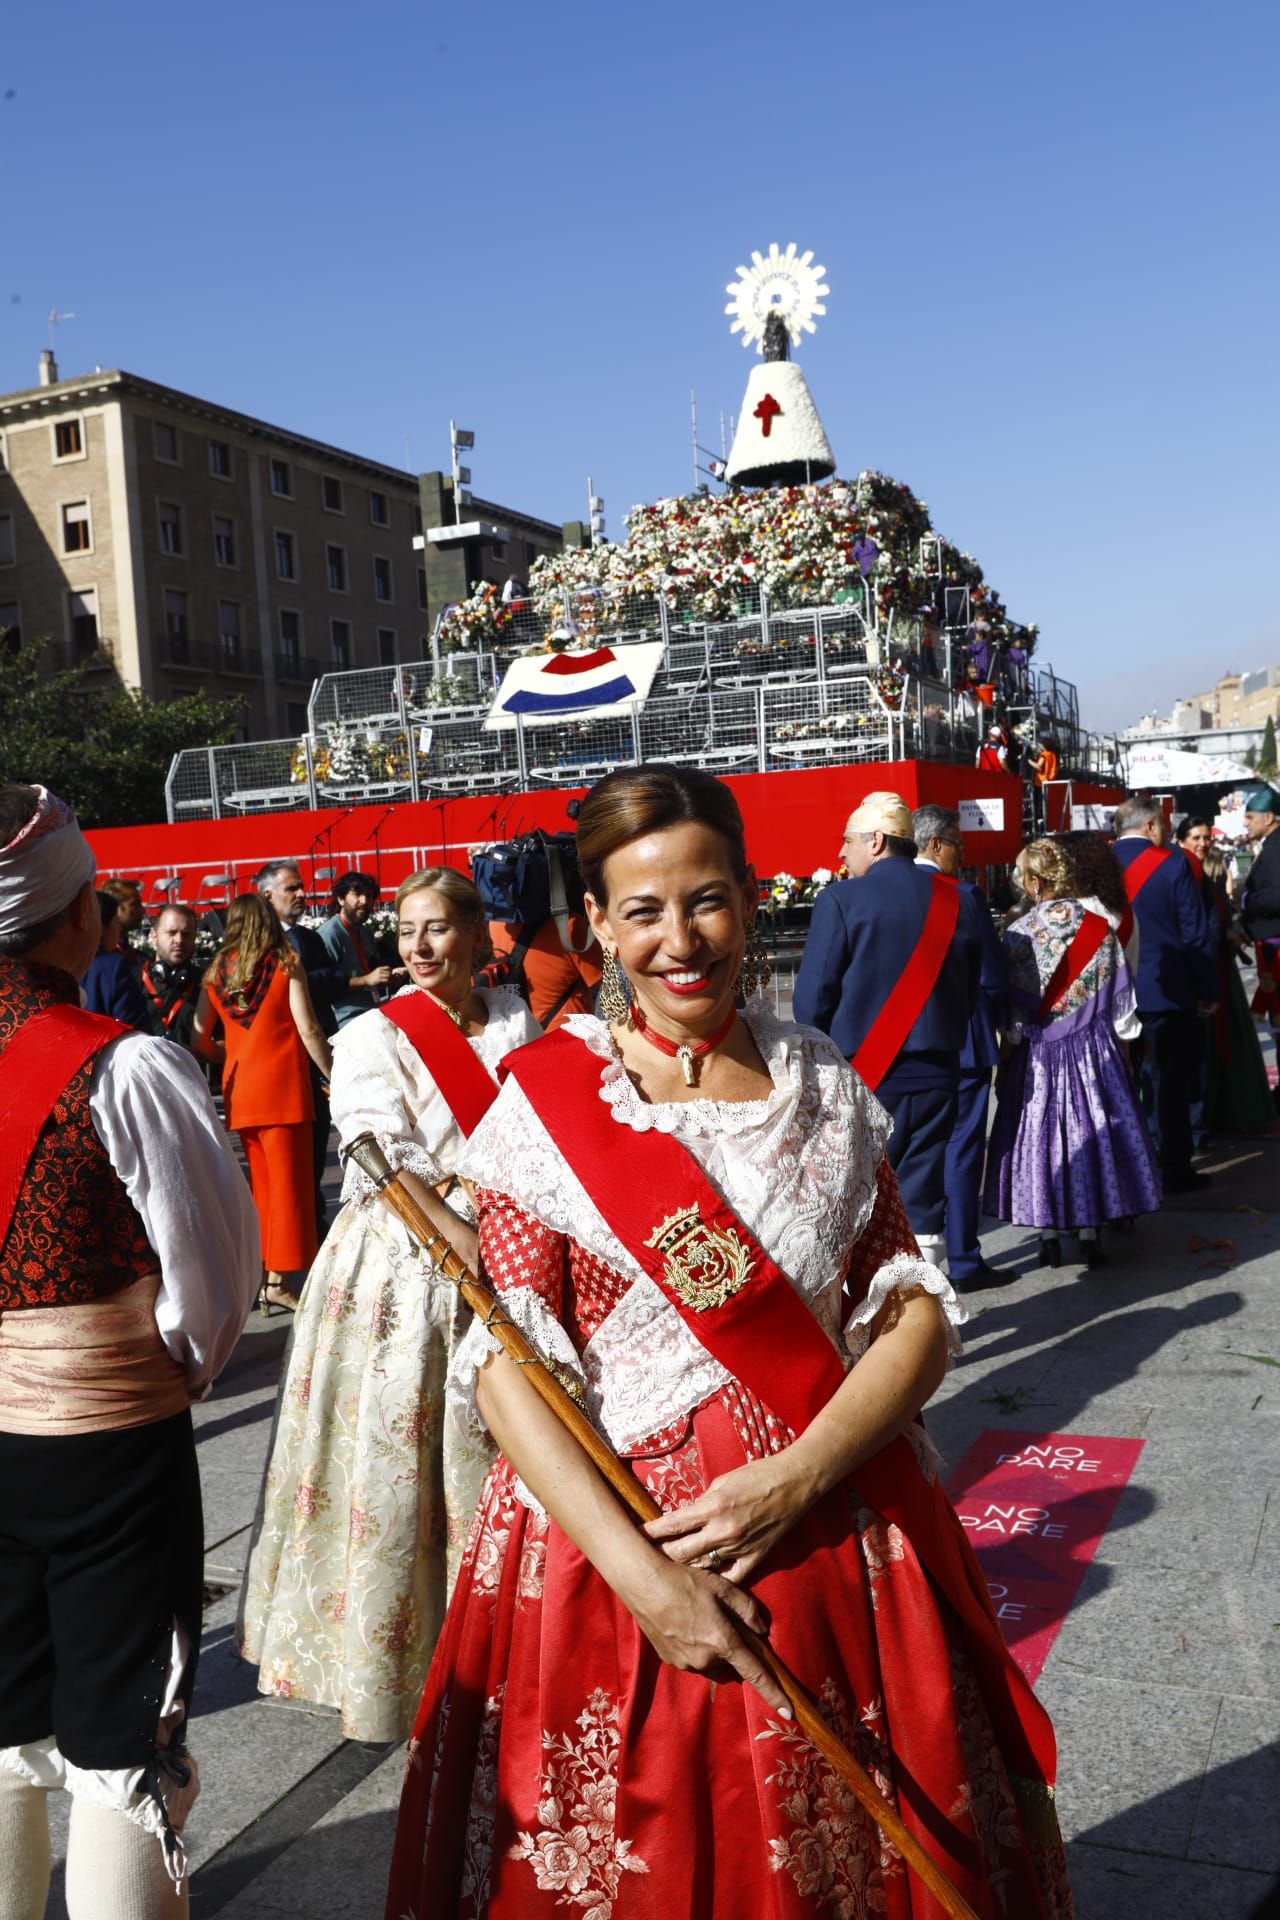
[629,1002,738,1086]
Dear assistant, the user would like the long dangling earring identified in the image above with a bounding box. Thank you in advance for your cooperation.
[598,948,633,1025]
[734,926,773,1000]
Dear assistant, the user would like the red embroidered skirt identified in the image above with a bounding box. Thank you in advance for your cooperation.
[384,1386,1074,1919]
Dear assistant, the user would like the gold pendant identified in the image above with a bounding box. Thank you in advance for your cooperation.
[676,1044,699,1086]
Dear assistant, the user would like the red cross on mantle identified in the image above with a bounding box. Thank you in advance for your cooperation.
[753,392,782,437]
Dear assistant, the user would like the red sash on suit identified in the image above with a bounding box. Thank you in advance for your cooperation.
[1117,844,1167,949]
[851,871,961,1092]
[502,1027,1058,1789]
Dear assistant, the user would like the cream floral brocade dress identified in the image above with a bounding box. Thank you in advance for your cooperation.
[237,985,540,1743]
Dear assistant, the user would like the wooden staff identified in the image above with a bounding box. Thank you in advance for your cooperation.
[348,1133,979,1920]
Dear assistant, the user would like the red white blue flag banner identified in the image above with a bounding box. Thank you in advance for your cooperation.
[485,642,666,731]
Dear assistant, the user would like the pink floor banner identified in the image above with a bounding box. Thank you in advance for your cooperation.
[944,1429,1145,1682]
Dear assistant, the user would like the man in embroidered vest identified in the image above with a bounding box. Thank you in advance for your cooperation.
[793,790,982,1266]
[913,803,1011,1290]
[0,783,260,1920]
[1112,794,1219,1192]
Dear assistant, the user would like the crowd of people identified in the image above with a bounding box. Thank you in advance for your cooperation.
[5,763,1280,1918]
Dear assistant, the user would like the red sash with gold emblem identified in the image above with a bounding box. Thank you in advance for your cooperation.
[502,1028,1057,1788]
[381,991,498,1139]
[851,871,961,1091]
[0,1004,129,1245]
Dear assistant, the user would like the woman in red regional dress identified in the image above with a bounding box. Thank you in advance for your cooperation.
[385,765,1073,1920]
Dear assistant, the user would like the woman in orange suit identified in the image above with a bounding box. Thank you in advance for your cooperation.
[195,893,332,1309]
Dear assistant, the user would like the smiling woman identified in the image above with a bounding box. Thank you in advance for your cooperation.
[384,765,1075,1920]
[235,867,540,1742]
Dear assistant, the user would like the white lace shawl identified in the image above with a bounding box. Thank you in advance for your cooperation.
[331,986,542,1205]
[450,1000,963,1461]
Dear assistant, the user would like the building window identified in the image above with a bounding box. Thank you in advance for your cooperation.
[377,627,397,666]
[153,421,180,464]
[275,530,296,580]
[490,540,507,561]
[322,474,344,513]
[218,599,242,667]
[270,458,292,498]
[209,439,233,479]
[278,609,302,675]
[214,515,236,567]
[326,543,348,592]
[62,500,92,554]
[0,515,13,568]
[0,433,7,473]
[373,555,393,601]
[369,490,389,526]
[417,567,428,610]
[164,588,189,660]
[412,503,423,535]
[68,588,99,658]
[286,700,308,733]
[158,500,183,555]
[0,602,20,652]
[54,418,84,460]
[331,619,351,669]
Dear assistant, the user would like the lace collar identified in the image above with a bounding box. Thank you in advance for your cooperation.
[560,999,806,1138]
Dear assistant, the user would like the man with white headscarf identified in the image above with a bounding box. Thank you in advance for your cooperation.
[0,784,259,1920]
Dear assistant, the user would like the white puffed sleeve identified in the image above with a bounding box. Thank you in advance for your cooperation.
[329,1008,454,1202]
[89,1036,261,1396]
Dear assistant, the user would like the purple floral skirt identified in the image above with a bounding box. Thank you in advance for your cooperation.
[983,1015,1161,1230]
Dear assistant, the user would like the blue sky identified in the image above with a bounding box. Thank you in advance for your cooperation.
[4,0,1277,730]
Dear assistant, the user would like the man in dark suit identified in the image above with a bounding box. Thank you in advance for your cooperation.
[913,804,1010,1289]
[794,790,983,1266]
[1237,786,1280,1114]
[256,860,345,1238]
[1111,797,1219,1192]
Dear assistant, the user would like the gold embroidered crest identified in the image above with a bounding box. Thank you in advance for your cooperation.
[644,1206,754,1312]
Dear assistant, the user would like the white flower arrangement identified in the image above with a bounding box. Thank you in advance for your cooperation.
[433,472,1023,658]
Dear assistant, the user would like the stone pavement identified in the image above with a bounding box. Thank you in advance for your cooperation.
[38,1133,1280,1919]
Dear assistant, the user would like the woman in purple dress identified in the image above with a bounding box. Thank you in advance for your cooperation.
[983,836,1160,1269]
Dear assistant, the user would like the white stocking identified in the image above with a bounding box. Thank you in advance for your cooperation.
[65,1797,189,1920]
[0,1765,52,1920]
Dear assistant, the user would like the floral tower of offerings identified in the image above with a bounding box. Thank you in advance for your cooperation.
[724,244,836,489]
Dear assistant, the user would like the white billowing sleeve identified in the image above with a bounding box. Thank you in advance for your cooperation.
[89,1035,261,1396]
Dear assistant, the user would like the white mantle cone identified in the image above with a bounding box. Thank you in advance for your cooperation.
[725,360,836,488]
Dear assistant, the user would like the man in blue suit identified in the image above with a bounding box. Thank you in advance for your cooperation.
[1111,796,1219,1192]
[794,790,982,1266]
[913,804,1010,1289]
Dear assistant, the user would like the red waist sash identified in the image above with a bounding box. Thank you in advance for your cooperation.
[502,1028,1057,1788]
[1117,843,1166,950]
[0,1004,129,1245]
[1037,909,1110,1017]
[851,871,961,1092]
[380,990,498,1139]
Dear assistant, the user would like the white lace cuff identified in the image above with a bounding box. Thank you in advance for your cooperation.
[339,1135,443,1206]
[447,1284,588,1514]
[843,1254,966,1365]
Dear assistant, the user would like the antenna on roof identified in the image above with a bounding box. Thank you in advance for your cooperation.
[47,308,75,350]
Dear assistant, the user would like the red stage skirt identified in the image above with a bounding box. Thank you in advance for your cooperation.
[385,1385,1074,1919]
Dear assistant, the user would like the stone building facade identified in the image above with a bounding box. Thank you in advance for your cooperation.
[0,355,563,739]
